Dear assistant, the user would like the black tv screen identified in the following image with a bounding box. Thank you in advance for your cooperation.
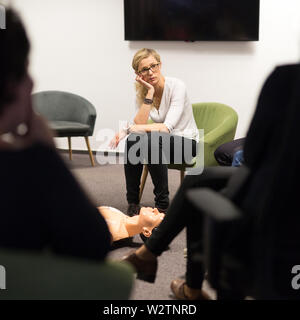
[124,0,260,41]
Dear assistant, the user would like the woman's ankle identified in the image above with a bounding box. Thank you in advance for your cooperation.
[184,284,204,300]
[136,245,156,261]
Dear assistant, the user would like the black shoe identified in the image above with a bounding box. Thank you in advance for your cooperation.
[121,249,158,283]
[127,203,141,217]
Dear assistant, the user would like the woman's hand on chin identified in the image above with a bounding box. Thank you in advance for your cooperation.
[135,75,155,94]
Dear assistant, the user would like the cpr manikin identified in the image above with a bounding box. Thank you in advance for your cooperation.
[98,206,165,242]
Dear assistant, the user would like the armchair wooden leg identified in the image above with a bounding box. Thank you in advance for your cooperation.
[84,137,95,167]
[67,137,72,160]
[139,165,149,202]
[180,169,185,184]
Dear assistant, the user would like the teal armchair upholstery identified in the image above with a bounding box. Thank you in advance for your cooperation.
[0,248,134,300]
[32,91,97,166]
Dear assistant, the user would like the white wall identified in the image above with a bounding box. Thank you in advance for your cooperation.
[12,0,300,152]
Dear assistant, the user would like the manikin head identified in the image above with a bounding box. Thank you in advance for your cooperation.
[138,207,165,238]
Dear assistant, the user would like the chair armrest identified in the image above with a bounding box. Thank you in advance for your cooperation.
[202,118,237,148]
[186,188,242,222]
[0,249,135,300]
[186,188,248,293]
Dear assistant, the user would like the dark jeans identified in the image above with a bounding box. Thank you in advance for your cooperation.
[145,166,237,289]
[124,132,197,209]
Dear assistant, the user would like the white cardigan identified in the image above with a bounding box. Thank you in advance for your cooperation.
[148,77,199,142]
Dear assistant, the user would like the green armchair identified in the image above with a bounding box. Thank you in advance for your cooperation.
[32,91,97,166]
[0,248,134,300]
[192,102,238,167]
[139,102,238,201]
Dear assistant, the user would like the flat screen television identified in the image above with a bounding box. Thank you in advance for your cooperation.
[124,0,260,41]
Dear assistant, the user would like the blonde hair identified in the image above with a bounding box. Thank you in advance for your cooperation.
[132,48,161,108]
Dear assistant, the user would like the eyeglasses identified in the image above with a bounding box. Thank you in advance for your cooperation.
[138,63,160,76]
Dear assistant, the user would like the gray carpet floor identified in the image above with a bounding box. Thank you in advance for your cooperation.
[62,151,215,300]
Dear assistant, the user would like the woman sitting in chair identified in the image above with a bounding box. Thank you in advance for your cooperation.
[121,62,300,300]
[109,48,199,216]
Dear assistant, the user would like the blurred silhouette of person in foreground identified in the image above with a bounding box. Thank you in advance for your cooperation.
[0,7,111,261]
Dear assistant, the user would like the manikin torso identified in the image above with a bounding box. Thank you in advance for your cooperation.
[99,207,131,241]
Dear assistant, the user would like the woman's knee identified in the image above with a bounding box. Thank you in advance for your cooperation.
[126,133,144,150]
